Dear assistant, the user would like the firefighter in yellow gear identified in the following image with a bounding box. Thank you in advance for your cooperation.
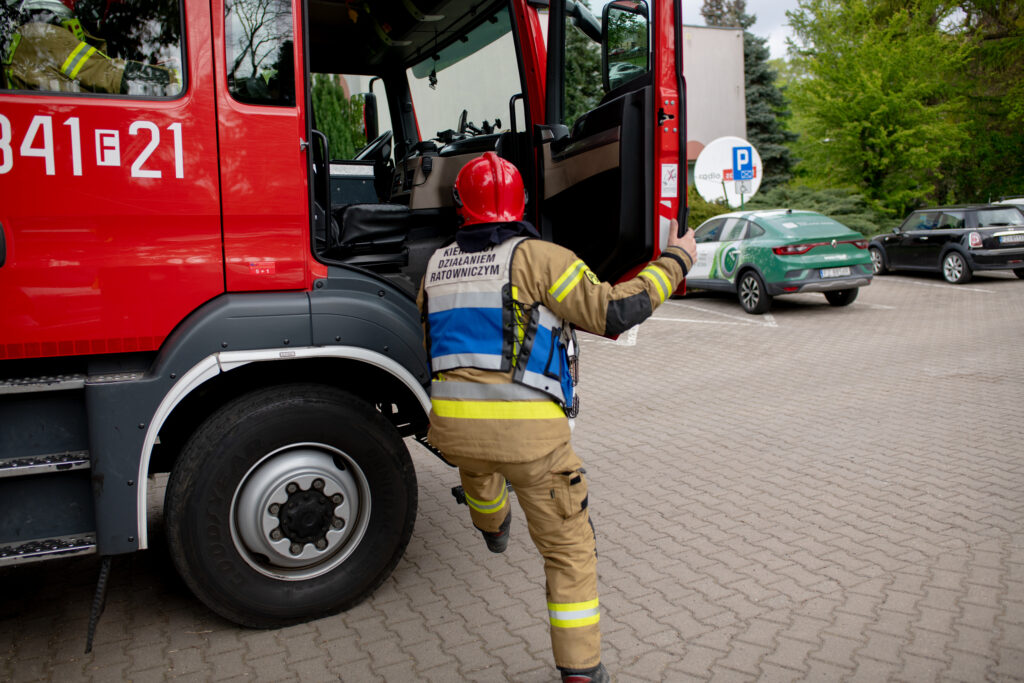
[2,0,177,94]
[418,152,697,682]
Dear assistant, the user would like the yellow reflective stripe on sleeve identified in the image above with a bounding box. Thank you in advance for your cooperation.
[640,265,671,302]
[465,485,508,514]
[61,42,96,79]
[548,598,600,628]
[548,259,586,302]
[431,399,565,420]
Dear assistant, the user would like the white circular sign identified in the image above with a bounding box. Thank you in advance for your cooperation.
[693,136,762,208]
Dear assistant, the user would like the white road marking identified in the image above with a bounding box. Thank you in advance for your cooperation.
[581,326,638,346]
[888,279,996,293]
[857,302,897,310]
[658,300,778,327]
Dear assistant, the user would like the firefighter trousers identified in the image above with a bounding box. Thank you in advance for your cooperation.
[446,442,600,671]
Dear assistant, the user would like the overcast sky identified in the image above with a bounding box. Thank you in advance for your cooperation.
[680,0,802,60]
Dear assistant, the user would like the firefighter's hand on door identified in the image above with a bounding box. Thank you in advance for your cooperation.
[666,219,696,263]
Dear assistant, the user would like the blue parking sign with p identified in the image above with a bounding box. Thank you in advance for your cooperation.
[732,146,753,180]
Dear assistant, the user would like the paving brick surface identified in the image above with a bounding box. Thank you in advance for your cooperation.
[2,272,1023,682]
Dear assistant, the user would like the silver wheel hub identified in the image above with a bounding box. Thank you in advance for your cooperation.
[871,249,883,273]
[944,254,963,281]
[740,276,759,307]
[231,443,370,580]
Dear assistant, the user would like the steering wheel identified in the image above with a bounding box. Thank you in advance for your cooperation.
[354,130,393,162]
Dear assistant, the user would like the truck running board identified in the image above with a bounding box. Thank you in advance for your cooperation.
[0,533,98,568]
[0,450,91,478]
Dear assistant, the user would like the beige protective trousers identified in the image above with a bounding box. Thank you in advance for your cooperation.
[445,441,599,671]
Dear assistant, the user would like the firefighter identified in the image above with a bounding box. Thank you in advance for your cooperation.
[2,0,177,94]
[417,152,697,682]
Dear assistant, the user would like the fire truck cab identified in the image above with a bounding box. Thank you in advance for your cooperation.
[0,0,685,628]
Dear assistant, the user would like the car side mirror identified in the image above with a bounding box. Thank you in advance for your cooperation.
[893,226,902,234]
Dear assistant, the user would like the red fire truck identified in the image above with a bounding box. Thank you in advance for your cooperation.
[0,0,686,635]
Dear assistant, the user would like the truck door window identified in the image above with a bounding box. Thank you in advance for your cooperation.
[1,0,184,96]
[311,74,392,161]
[225,0,294,106]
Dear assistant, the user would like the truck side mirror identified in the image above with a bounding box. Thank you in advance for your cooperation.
[601,0,650,93]
[363,91,379,142]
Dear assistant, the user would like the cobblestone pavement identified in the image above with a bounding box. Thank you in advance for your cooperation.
[2,271,1023,682]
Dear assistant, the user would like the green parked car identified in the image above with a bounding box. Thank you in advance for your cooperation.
[686,209,874,314]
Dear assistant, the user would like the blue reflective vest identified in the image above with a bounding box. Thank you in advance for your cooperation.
[423,236,575,410]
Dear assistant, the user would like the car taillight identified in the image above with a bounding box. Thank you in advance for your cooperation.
[852,240,868,249]
[968,232,983,248]
[773,244,814,255]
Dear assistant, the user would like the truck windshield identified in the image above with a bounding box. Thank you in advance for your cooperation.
[407,9,521,142]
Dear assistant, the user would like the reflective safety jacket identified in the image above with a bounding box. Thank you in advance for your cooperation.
[423,236,575,410]
[418,231,693,464]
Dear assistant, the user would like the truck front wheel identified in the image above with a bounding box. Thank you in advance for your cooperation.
[165,384,417,628]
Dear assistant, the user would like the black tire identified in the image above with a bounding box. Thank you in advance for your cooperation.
[737,270,772,314]
[165,384,417,628]
[1013,267,1024,280]
[824,288,859,307]
[869,246,887,274]
[942,251,973,284]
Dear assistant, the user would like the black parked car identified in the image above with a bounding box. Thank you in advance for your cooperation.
[870,205,1024,283]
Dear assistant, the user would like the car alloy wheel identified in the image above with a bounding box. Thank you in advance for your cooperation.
[942,251,972,284]
[737,271,771,314]
[869,247,886,274]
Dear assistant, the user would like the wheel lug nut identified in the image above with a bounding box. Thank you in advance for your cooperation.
[332,494,343,504]
[290,543,303,555]
[269,503,280,515]
[270,528,283,541]
[313,478,325,490]
[332,518,345,529]
[286,483,298,494]
[315,538,327,550]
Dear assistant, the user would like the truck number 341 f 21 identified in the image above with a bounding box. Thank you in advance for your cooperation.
[0,114,184,179]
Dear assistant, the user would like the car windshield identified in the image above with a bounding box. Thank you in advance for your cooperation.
[976,208,1024,227]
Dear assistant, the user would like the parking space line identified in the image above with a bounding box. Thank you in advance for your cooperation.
[857,302,896,310]
[886,279,996,293]
[659,300,778,327]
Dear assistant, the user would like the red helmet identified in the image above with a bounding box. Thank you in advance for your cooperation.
[452,152,525,226]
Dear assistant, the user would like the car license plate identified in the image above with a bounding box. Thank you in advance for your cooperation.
[820,267,851,278]
[999,234,1024,244]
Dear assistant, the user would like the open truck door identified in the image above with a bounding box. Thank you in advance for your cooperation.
[537,0,684,282]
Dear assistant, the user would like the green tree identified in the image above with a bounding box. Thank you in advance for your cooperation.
[940,1,1024,201]
[311,74,365,159]
[786,0,971,217]
[702,1,797,191]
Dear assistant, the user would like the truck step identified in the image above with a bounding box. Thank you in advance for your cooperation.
[0,450,91,479]
[0,533,97,567]
[0,371,144,396]
[0,374,87,395]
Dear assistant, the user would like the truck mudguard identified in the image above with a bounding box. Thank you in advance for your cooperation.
[88,268,429,555]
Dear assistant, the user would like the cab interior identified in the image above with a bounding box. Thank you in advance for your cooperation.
[304,0,653,296]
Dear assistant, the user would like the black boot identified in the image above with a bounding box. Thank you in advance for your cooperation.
[559,662,609,682]
[480,512,511,553]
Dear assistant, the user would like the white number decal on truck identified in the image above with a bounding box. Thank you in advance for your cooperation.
[0,115,12,174]
[0,114,184,178]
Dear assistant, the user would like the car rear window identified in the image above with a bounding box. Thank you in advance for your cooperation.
[976,208,1024,227]
[755,212,847,232]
